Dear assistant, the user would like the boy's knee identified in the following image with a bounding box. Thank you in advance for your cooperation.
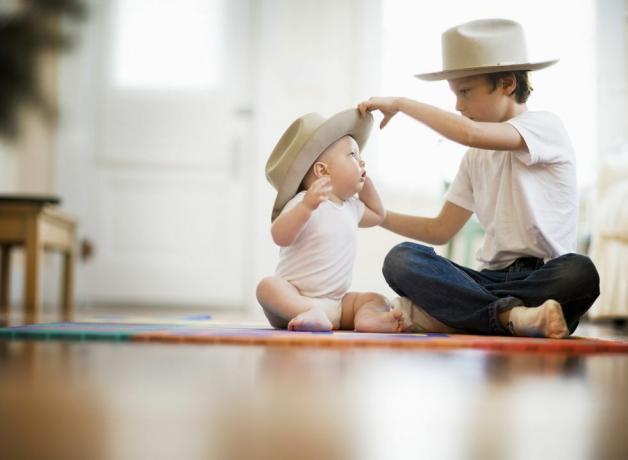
[552,254,600,297]
[382,242,434,284]
[383,244,406,284]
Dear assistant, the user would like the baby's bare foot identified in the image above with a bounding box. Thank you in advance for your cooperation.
[508,300,569,339]
[287,308,333,332]
[390,297,458,333]
[354,308,404,333]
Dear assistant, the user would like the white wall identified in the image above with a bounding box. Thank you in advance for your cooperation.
[596,0,627,159]
[626,0,628,139]
[0,141,19,191]
[0,52,58,195]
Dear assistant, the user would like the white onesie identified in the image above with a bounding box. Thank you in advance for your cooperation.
[275,191,365,301]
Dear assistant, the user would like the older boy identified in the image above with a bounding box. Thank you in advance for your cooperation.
[257,108,404,333]
[358,18,599,338]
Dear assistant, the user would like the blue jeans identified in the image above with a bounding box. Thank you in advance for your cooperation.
[382,242,600,335]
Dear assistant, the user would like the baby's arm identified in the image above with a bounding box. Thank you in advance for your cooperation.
[358,176,386,227]
[358,97,525,151]
[271,176,331,246]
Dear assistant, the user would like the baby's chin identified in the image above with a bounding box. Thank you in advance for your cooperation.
[336,184,364,200]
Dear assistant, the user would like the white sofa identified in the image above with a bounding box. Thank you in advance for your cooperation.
[588,155,628,320]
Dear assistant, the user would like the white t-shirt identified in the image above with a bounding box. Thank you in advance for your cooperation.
[275,191,365,299]
[446,110,578,270]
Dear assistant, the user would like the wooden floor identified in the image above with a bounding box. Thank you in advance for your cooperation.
[1,306,627,460]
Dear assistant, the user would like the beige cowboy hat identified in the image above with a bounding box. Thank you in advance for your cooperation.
[415,18,558,81]
[266,108,373,221]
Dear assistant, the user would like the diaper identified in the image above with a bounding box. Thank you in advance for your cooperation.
[309,297,342,328]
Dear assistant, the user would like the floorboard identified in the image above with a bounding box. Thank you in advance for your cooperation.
[1,305,627,460]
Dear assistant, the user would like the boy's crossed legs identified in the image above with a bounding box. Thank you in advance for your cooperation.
[383,242,600,338]
[256,276,404,332]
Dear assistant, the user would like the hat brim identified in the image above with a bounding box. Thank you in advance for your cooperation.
[271,109,373,221]
[414,59,559,81]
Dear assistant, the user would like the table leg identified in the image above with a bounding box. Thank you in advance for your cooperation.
[61,248,75,321]
[1,245,11,311]
[24,218,42,323]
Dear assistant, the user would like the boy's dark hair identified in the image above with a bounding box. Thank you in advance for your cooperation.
[485,71,532,103]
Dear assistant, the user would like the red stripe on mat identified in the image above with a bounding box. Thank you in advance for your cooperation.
[133,329,628,353]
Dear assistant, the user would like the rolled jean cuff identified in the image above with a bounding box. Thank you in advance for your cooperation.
[488,296,525,335]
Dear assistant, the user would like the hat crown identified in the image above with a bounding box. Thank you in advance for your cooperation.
[264,109,373,221]
[265,113,325,191]
[442,18,529,71]
[415,18,557,81]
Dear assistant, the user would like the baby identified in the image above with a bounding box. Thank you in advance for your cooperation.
[256,108,404,332]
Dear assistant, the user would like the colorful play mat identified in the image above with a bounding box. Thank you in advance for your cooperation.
[1,320,627,353]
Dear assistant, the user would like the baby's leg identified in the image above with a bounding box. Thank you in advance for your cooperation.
[342,292,404,333]
[256,276,337,331]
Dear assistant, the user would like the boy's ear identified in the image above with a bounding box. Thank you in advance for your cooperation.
[313,162,328,177]
[501,73,517,96]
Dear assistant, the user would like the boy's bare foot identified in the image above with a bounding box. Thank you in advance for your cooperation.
[354,308,404,333]
[287,307,333,332]
[506,300,569,339]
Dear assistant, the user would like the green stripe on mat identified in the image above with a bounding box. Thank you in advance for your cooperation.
[0,322,172,342]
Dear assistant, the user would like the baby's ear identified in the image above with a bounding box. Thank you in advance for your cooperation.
[313,162,328,177]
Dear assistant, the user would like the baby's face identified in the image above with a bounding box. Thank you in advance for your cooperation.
[318,135,366,199]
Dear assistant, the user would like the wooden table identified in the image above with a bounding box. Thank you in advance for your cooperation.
[0,199,76,322]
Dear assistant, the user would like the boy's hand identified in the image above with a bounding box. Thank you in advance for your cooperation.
[302,176,332,210]
[358,97,400,129]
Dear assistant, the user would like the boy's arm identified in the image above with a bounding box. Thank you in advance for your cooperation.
[380,200,472,245]
[358,176,385,228]
[358,97,526,152]
[271,176,331,246]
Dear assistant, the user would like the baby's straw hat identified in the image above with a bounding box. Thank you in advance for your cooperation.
[415,18,558,81]
[265,108,373,222]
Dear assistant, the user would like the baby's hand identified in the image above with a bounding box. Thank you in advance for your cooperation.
[302,176,332,210]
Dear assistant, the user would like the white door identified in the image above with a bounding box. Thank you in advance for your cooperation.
[61,0,253,308]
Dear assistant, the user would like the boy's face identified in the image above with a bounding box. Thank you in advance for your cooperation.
[316,136,366,199]
[448,75,516,122]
